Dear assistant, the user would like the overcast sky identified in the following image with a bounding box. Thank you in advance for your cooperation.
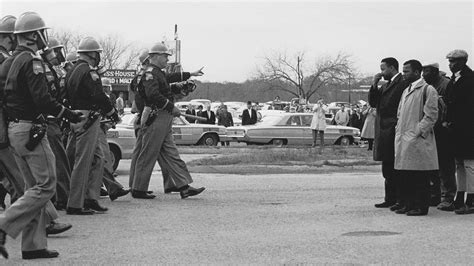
[1,0,473,82]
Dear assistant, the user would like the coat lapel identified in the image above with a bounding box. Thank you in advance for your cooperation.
[382,73,402,95]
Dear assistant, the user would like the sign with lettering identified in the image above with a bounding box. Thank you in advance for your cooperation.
[103,69,137,85]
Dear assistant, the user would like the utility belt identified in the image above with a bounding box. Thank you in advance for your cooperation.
[80,110,101,131]
[141,106,159,127]
[6,114,48,151]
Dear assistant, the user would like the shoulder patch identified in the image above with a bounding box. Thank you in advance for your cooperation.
[90,71,100,81]
[145,72,153,81]
[32,60,45,75]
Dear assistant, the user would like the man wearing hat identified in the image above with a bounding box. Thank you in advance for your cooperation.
[445,49,474,214]
[422,62,456,211]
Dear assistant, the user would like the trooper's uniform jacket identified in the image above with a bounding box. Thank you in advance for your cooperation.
[140,64,191,111]
[130,67,146,114]
[65,59,114,114]
[3,46,66,120]
[0,47,11,100]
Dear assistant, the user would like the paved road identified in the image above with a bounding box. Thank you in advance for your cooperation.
[5,159,474,264]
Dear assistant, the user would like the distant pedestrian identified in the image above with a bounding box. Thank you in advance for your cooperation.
[335,105,349,126]
[361,107,376,151]
[310,100,326,153]
[200,105,215,124]
[185,104,196,123]
[394,59,439,216]
[445,49,474,215]
[217,105,234,146]
[116,92,124,115]
[242,101,257,125]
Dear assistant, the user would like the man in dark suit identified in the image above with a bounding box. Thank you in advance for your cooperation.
[185,104,196,123]
[369,57,408,210]
[445,50,474,215]
[241,101,257,125]
[200,105,215,124]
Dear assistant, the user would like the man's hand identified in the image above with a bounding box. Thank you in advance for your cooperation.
[63,109,85,124]
[190,67,204,77]
[373,73,383,86]
[171,106,181,117]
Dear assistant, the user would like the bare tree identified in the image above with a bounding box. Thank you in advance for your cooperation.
[257,51,354,101]
[98,34,134,70]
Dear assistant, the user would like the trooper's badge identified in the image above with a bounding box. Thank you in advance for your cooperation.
[32,61,44,75]
[59,79,65,88]
[145,72,153,81]
[90,71,99,81]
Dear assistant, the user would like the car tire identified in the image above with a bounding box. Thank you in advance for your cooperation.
[272,139,286,147]
[199,134,218,146]
[109,144,121,171]
[338,136,351,146]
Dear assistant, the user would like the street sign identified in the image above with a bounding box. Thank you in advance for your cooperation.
[103,69,136,85]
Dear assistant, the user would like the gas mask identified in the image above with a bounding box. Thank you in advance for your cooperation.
[41,48,59,66]
[54,47,66,65]
[35,29,49,51]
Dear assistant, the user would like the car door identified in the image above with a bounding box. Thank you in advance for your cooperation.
[281,115,305,145]
[301,115,314,145]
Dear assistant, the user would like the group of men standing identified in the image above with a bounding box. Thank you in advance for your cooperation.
[370,51,474,216]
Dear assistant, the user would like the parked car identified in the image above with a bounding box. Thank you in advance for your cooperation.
[106,113,228,170]
[225,113,360,147]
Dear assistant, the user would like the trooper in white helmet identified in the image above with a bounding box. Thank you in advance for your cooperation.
[131,42,205,199]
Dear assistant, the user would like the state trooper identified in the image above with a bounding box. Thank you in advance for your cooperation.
[0,15,73,240]
[0,15,24,209]
[0,12,83,259]
[40,38,71,210]
[65,37,119,215]
[131,43,205,199]
[100,77,130,201]
[129,49,172,194]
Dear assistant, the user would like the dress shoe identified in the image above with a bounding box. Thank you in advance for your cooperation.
[46,221,72,236]
[164,187,180,194]
[109,188,130,201]
[84,199,108,213]
[66,207,95,215]
[147,191,154,194]
[54,202,67,211]
[0,229,8,259]
[22,249,59,260]
[430,197,441,207]
[389,203,403,211]
[406,208,428,216]
[395,206,409,214]
[374,202,395,208]
[100,188,109,197]
[437,201,455,211]
[132,190,156,199]
[180,186,205,199]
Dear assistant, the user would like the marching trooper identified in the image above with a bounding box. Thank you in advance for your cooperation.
[41,38,72,210]
[128,49,173,194]
[100,77,130,201]
[0,12,83,259]
[0,15,24,209]
[131,43,205,199]
[65,36,119,215]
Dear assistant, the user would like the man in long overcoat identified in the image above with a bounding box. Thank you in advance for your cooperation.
[369,57,408,209]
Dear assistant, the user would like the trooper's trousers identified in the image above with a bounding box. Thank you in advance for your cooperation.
[67,113,104,209]
[47,120,71,206]
[97,127,124,195]
[132,110,192,192]
[129,117,173,191]
[0,122,57,252]
[0,148,26,204]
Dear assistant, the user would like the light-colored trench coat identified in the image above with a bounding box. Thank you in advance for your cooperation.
[394,79,439,170]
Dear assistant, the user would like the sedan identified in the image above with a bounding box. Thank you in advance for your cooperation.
[106,113,227,170]
[225,113,360,146]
